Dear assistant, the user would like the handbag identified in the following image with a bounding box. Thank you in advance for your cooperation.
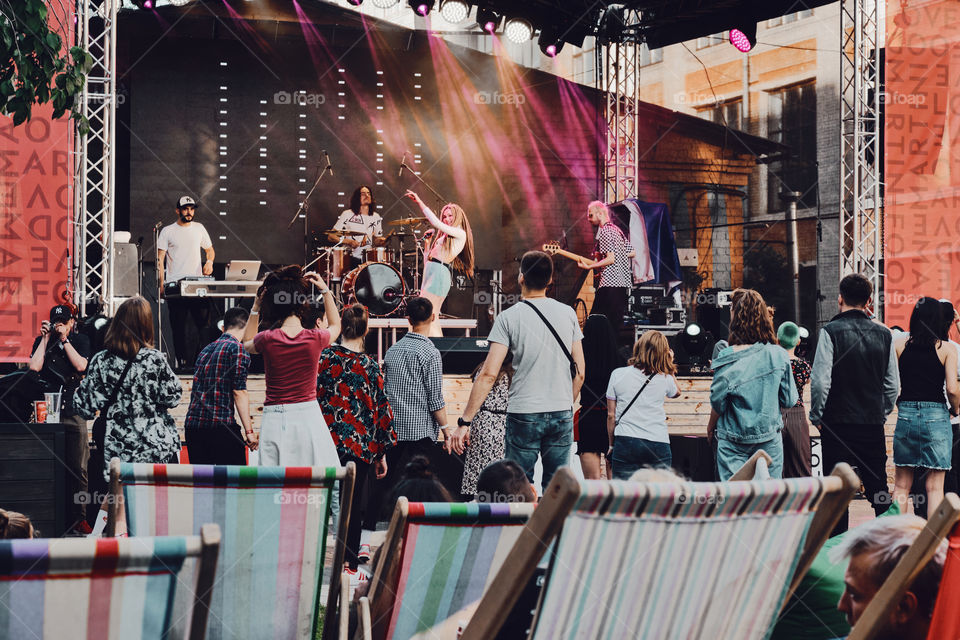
[521,300,578,378]
[91,357,135,469]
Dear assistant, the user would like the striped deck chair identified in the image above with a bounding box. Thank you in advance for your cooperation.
[0,524,220,640]
[108,459,356,640]
[462,463,859,640]
[845,493,960,640]
[355,499,535,640]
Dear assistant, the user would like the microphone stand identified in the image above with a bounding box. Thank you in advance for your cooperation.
[288,160,333,265]
[154,223,164,358]
[399,160,446,207]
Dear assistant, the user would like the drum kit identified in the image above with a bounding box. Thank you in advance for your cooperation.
[314,217,432,316]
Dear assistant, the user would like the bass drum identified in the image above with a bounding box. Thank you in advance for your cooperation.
[341,262,405,317]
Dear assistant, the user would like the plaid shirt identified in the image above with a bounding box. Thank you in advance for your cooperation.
[383,332,445,441]
[184,334,250,430]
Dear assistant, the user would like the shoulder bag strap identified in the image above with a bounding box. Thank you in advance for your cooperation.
[615,373,655,426]
[103,357,135,418]
[521,300,576,371]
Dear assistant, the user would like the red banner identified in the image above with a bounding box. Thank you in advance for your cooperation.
[0,6,74,361]
[884,0,960,326]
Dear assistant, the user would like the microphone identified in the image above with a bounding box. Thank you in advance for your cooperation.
[324,150,333,176]
[154,221,163,230]
[135,236,144,248]
[398,152,406,178]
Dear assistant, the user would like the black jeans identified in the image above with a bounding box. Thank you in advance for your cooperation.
[591,286,629,330]
[185,423,247,465]
[166,296,212,368]
[820,423,891,535]
[62,413,89,525]
[340,456,376,569]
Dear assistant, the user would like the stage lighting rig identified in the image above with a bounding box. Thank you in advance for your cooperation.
[129,0,154,9]
[439,0,469,24]
[372,0,399,7]
[596,3,627,45]
[346,0,364,6]
[407,0,435,16]
[476,7,502,34]
[504,17,534,43]
[537,27,563,57]
[729,24,757,52]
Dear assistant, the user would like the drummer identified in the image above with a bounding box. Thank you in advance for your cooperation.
[328,185,386,268]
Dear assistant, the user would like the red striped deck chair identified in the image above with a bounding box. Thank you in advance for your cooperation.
[108,459,356,640]
[0,524,220,640]
[845,493,960,640]
[355,499,535,640]
[463,463,859,640]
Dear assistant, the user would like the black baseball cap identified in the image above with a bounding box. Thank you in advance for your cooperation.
[177,195,198,209]
[50,305,74,323]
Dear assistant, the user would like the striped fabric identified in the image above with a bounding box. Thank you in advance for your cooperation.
[118,463,341,640]
[386,502,534,640]
[532,477,826,640]
[0,535,203,640]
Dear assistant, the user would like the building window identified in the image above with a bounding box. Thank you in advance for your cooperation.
[767,82,818,211]
[640,43,662,66]
[698,98,742,129]
[768,9,813,27]
[697,32,727,49]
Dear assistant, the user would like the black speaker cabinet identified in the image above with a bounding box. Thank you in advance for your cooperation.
[429,336,490,375]
[114,242,140,297]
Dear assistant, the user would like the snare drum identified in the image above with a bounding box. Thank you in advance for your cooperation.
[327,247,350,280]
[341,262,405,316]
[362,247,393,263]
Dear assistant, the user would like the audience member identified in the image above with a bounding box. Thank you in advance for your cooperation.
[317,303,396,569]
[778,321,814,477]
[75,296,182,477]
[939,300,960,500]
[0,509,35,539]
[833,514,947,640]
[606,330,680,479]
[810,274,898,533]
[577,315,624,479]
[892,297,960,515]
[461,353,513,497]
[28,302,91,533]
[459,251,584,489]
[184,306,256,465]
[709,289,796,480]
[243,266,341,466]
[476,459,536,504]
[387,455,454,508]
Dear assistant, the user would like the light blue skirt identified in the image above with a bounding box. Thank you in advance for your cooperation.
[422,260,452,297]
[894,401,952,470]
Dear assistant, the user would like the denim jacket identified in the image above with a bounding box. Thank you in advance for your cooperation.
[710,343,798,444]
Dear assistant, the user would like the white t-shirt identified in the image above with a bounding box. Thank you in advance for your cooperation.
[157,222,213,283]
[606,367,678,443]
[334,210,383,259]
[487,297,583,414]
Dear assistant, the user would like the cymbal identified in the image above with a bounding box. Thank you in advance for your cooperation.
[389,217,427,226]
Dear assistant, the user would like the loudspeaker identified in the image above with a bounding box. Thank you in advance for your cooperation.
[429,336,490,375]
[114,243,140,296]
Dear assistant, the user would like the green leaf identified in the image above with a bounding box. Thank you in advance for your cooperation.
[46,32,61,52]
[0,79,13,96]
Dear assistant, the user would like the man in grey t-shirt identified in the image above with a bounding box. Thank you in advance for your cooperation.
[456,251,584,489]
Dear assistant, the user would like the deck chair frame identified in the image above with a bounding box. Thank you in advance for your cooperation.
[461,462,858,640]
[106,458,356,640]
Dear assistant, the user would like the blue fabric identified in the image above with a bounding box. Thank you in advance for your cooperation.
[610,436,672,479]
[422,260,452,297]
[609,199,683,288]
[894,401,952,470]
[505,410,572,489]
[717,434,783,480]
[711,343,797,444]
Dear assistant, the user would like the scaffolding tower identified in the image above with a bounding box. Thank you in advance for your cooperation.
[598,9,640,203]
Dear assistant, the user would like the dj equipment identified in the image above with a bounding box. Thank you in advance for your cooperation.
[164,278,262,298]
[627,284,685,327]
[342,262,406,316]
[429,336,491,375]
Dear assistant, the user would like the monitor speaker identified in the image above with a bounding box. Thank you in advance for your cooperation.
[429,336,490,375]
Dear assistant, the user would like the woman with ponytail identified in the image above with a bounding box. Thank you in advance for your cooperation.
[0,509,35,539]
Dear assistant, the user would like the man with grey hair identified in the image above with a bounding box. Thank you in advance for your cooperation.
[832,514,947,639]
[578,200,633,330]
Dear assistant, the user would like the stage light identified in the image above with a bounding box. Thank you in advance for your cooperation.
[597,4,627,45]
[729,25,756,52]
[476,7,502,33]
[685,323,702,337]
[346,0,363,5]
[798,326,810,339]
[372,0,398,7]
[439,0,469,24]
[407,0,435,15]
[504,17,533,43]
[538,28,563,57]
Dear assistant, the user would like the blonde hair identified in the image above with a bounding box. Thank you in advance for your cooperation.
[437,204,474,277]
[628,330,677,375]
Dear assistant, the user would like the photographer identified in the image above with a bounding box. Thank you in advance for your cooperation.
[28,304,92,534]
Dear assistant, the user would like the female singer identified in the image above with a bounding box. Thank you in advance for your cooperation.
[404,190,475,336]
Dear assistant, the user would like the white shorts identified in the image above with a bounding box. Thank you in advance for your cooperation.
[258,400,340,467]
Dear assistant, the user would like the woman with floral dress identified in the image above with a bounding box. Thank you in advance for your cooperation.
[317,304,396,570]
[461,353,513,497]
[778,321,813,477]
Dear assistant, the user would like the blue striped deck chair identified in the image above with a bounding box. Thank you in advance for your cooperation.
[462,463,859,640]
[0,524,220,640]
[107,459,356,640]
[355,499,535,640]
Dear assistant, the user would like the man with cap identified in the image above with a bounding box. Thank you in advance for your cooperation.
[28,303,92,534]
[158,195,215,372]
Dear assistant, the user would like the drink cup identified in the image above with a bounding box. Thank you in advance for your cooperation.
[34,400,47,423]
[44,392,62,423]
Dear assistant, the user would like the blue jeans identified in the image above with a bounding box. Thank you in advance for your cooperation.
[716,434,783,480]
[610,436,673,480]
[505,410,573,490]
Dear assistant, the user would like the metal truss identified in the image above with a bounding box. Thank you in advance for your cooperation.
[598,9,640,204]
[839,0,882,316]
[74,0,119,315]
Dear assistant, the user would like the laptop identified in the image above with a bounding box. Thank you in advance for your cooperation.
[225,260,262,281]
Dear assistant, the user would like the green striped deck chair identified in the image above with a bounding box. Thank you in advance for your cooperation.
[463,463,859,640]
[108,459,356,640]
[357,499,535,640]
[0,524,220,640]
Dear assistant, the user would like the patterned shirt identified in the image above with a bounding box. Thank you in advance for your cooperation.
[595,223,633,288]
[383,332,445,441]
[790,357,811,408]
[317,345,397,464]
[184,334,250,430]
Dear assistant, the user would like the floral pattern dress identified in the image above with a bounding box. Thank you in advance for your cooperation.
[461,372,511,495]
[316,345,396,463]
[74,348,182,479]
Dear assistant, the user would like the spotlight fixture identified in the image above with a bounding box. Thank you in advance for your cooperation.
[685,323,702,337]
[504,17,533,43]
[476,7,502,33]
[729,24,757,52]
[439,0,469,24]
[130,0,153,8]
[597,4,627,45]
[371,0,399,7]
[798,326,810,339]
[346,0,363,5]
[537,27,563,57]
[407,0,435,16]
